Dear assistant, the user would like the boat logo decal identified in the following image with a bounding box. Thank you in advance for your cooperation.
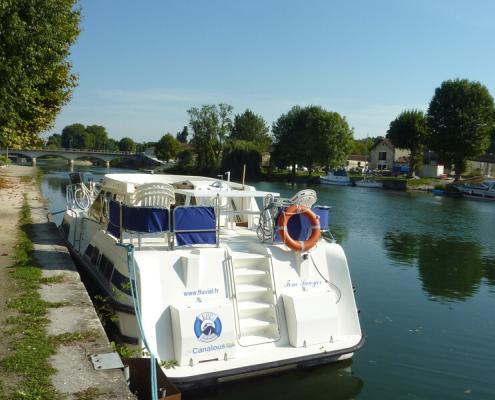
[194,312,222,343]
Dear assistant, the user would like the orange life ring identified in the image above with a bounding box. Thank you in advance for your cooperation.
[277,204,321,252]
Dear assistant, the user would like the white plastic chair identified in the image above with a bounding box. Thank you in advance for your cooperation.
[132,183,176,208]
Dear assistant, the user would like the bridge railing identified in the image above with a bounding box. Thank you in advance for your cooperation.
[2,147,142,156]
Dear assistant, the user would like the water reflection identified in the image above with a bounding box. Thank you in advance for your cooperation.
[196,360,363,400]
[384,232,495,301]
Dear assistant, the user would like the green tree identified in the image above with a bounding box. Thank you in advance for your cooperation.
[105,138,119,151]
[177,148,194,169]
[188,104,233,171]
[488,128,495,154]
[230,110,271,151]
[387,110,429,177]
[156,133,182,161]
[0,0,80,149]
[46,133,61,149]
[61,124,91,149]
[176,126,189,143]
[86,125,108,150]
[272,106,353,178]
[221,140,262,180]
[351,137,375,155]
[118,137,137,152]
[428,79,495,181]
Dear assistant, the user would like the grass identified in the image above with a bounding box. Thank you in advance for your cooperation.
[19,176,32,184]
[51,330,100,346]
[0,194,60,399]
[0,193,105,399]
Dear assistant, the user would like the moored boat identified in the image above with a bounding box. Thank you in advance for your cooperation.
[59,173,363,390]
[457,180,495,201]
[354,178,383,188]
[320,170,352,186]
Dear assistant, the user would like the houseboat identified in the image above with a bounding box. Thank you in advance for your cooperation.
[319,170,352,186]
[457,180,495,201]
[60,173,364,389]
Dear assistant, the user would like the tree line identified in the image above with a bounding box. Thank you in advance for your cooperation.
[387,79,495,181]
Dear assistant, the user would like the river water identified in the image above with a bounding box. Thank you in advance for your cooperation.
[38,162,495,400]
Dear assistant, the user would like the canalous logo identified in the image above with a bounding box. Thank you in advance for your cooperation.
[194,312,222,343]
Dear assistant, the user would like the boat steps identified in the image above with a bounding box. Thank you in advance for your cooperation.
[234,268,268,277]
[237,301,274,319]
[237,301,273,311]
[238,334,279,347]
[236,284,271,294]
[229,251,268,261]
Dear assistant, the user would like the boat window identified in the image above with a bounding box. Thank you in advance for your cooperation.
[84,244,93,257]
[85,244,100,265]
[111,268,131,296]
[98,255,114,280]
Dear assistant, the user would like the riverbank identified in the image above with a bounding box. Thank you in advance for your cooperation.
[0,165,132,399]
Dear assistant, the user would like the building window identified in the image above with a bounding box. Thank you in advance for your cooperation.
[379,151,387,161]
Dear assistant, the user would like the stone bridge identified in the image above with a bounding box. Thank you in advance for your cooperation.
[0,148,164,168]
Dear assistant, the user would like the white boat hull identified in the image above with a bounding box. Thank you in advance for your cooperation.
[59,173,364,389]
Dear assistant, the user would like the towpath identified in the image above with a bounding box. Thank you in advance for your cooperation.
[0,165,133,399]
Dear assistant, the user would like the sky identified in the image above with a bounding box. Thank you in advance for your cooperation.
[48,0,495,142]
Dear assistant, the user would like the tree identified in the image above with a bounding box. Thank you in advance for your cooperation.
[351,137,375,155]
[428,79,495,181]
[221,140,262,180]
[0,1,80,149]
[118,137,137,152]
[387,110,429,177]
[105,138,119,151]
[176,126,189,143]
[230,110,271,151]
[156,133,182,161]
[86,125,108,150]
[272,106,353,178]
[46,134,61,149]
[61,124,91,149]
[489,128,495,154]
[187,104,233,171]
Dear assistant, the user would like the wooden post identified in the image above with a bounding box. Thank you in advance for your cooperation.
[242,164,246,188]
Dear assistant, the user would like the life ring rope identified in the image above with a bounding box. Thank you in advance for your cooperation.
[277,204,321,252]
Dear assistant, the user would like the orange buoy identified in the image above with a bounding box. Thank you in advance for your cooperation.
[277,204,321,252]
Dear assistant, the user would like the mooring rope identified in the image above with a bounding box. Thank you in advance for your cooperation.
[117,243,159,400]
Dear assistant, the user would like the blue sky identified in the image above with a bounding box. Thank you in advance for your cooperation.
[49,0,495,142]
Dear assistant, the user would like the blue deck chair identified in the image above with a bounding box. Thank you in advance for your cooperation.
[173,206,217,247]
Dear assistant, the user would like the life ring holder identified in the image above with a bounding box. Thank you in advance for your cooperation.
[277,204,321,252]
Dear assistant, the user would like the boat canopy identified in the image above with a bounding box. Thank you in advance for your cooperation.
[174,188,280,198]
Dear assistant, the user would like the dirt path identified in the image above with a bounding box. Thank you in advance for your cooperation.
[0,165,36,392]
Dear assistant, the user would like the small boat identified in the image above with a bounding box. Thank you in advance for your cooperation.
[59,173,364,390]
[431,189,445,196]
[355,178,383,188]
[320,170,352,186]
[457,180,495,201]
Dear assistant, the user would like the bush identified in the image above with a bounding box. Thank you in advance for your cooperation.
[0,155,11,166]
[221,140,262,181]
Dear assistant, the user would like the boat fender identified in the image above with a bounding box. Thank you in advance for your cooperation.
[277,204,321,252]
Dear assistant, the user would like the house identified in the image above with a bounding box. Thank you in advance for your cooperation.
[346,155,368,172]
[368,138,410,171]
[467,154,495,177]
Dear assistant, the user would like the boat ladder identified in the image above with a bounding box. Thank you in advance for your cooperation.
[227,251,281,346]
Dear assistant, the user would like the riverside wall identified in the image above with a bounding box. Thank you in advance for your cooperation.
[0,165,133,399]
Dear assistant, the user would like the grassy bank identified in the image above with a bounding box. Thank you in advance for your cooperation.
[0,195,59,399]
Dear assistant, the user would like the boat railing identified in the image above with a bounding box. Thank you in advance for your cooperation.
[66,181,100,210]
[107,196,221,250]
